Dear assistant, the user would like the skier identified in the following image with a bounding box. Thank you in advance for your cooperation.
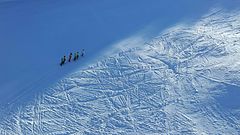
[60,57,64,66]
[81,49,85,57]
[74,52,79,61]
[60,56,66,66]
[76,51,79,59]
[68,53,72,62]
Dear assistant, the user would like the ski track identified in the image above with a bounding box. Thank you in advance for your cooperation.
[1,9,240,135]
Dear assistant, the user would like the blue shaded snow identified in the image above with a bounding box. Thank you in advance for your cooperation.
[0,0,240,135]
[0,0,237,107]
[217,85,240,110]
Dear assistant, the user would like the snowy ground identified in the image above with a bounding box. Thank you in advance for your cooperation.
[1,0,213,107]
[0,9,240,134]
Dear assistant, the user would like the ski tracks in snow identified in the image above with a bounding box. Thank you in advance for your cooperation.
[1,9,240,134]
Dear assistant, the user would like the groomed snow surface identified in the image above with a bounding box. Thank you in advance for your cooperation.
[1,9,240,134]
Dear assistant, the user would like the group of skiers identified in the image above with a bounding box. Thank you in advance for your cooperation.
[60,49,85,66]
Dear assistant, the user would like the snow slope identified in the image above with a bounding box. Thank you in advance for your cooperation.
[1,9,240,134]
[0,0,217,106]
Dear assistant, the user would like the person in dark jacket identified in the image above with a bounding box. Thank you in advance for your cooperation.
[68,53,72,62]
[74,52,79,61]
[81,49,85,57]
[60,56,66,66]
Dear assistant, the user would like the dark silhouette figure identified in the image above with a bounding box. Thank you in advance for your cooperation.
[81,49,85,57]
[68,53,72,62]
[74,52,79,61]
[77,51,79,59]
[60,56,66,66]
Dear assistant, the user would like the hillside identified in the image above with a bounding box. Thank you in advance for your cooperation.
[0,9,240,134]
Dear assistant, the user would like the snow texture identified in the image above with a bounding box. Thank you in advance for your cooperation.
[0,9,240,135]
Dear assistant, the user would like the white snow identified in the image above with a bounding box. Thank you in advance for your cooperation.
[0,9,240,134]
